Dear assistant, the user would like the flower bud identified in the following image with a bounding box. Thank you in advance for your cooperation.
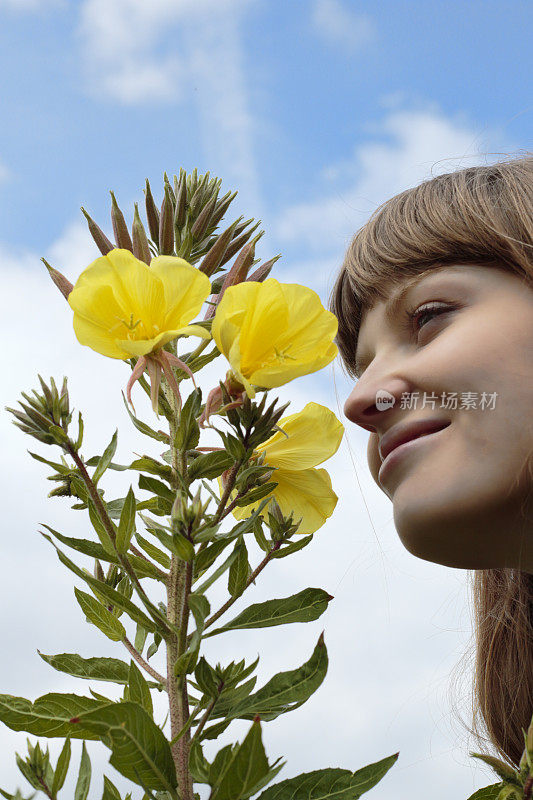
[110,191,133,251]
[42,258,74,300]
[159,185,175,255]
[144,178,160,247]
[132,202,151,265]
[80,206,114,255]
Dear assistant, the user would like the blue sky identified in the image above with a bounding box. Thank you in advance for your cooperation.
[0,0,531,798]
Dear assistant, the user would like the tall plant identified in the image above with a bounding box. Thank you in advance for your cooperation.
[3,167,402,799]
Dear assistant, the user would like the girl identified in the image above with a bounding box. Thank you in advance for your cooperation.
[328,155,533,770]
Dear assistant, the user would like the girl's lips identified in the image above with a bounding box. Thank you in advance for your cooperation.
[378,424,450,484]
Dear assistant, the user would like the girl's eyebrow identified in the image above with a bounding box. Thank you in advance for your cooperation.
[354,267,452,378]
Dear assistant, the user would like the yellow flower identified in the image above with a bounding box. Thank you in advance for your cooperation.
[67,248,212,412]
[217,402,344,535]
[211,278,338,399]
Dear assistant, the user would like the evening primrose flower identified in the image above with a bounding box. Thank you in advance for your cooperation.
[199,278,339,427]
[67,249,212,412]
[217,402,344,536]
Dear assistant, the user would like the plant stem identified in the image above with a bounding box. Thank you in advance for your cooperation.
[189,689,223,745]
[165,383,195,800]
[186,542,281,648]
[121,635,167,686]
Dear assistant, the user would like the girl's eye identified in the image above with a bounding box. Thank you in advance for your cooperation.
[404,301,453,336]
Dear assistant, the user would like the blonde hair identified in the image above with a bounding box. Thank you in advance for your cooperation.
[328,154,533,768]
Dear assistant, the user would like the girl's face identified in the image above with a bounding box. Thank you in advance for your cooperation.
[343,264,533,571]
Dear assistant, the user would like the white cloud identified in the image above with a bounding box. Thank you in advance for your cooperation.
[76,0,262,215]
[0,220,491,797]
[77,0,253,105]
[311,0,377,53]
[275,107,495,264]
[0,0,65,9]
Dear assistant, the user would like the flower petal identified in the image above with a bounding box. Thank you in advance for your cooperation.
[221,466,338,536]
[150,256,212,329]
[211,278,338,390]
[69,283,131,358]
[72,249,165,336]
[255,402,344,469]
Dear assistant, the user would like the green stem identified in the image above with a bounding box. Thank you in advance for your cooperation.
[121,635,167,686]
[165,383,195,800]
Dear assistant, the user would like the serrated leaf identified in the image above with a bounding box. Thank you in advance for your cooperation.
[74,587,126,642]
[37,652,136,686]
[0,693,106,739]
[128,661,153,716]
[68,701,177,791]
[227,538,249,598]
[206,633,327,727]
[205,588,333,637]
[117,486,136,554]
[51,736,71,794]
[467,786,505,800]
[255,752,399,799]
[74,741,91,800]
[93,430,118,486]
[212,719,271,800]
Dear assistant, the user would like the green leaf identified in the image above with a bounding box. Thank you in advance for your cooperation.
[194,537,234,578]
[128,661,153,716]
[85,456,129,472]
[39,525,161,581]
[233,482,278,508]
[101,775,122,800]
[128,457,173,481]
[15,756,41,791]
[467,786,505,800]
[194,547,240,595]
[211,719,272,800]
[138,475,175,504]
[92,430,118,486]
[51,735,71,794]
[117,486,136,554]
[271,535,313,559]
[189,740,210,783]
[255,752,400,799]
[204,588,333,637]
[470,754,520,784]
[174,388,201,452]
[74,587,126,642]
[187,450,234,482]
[205,633,328,728]
[87,497,116,556]
[121,393,170,442]
[0,693,106,739]
[194,657,220,698]
[37,652,134,685]
[227,538,249,598]
[69,701,177,792]
[135,533,171,569]
[74,742,91,800]
[42,536,159,633]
